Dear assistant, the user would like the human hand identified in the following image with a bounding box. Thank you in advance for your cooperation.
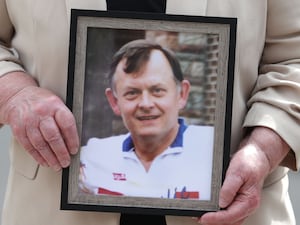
[195,127,290,225]
[0,72,79,171]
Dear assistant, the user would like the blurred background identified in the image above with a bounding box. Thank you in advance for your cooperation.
[0,125,299,222]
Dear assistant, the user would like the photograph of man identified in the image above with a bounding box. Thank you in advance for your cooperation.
[79,39,215,200]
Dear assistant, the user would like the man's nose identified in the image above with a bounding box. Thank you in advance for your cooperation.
[138,92,154,109]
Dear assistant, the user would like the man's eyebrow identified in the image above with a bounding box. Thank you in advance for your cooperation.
[121,86,142,93]
[150,84,165,88]
[121,86,138,91]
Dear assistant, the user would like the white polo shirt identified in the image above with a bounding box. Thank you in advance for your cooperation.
[80,119,214,200]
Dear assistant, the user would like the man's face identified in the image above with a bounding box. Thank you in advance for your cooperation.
[106,49,190,141]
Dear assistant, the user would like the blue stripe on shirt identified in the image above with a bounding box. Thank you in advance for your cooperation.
[122,118,187,152]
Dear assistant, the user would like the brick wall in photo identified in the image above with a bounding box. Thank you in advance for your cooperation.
[146,31,219,126]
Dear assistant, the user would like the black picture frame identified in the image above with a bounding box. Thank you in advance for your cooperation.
[61,9,236,217]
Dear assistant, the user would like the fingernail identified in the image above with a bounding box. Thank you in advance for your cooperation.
[70,147,78,155]
[219,199,227,208]
[61,160,70,168]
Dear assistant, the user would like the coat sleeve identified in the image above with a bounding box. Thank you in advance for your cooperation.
[0,0,25,76]
[244,0,300,171]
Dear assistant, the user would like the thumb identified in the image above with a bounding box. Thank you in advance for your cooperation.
[219,172,244,208]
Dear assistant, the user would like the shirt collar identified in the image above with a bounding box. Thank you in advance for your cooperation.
[122,118,187,152]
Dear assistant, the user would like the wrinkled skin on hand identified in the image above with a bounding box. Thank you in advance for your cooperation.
[196,127,290,225]
[0,72,79,171]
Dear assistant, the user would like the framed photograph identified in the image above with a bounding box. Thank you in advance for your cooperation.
[61,9,236,216]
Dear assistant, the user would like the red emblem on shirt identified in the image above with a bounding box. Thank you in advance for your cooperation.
[113,173,127,181]
[98,187,123,196]
[175,191,199,199]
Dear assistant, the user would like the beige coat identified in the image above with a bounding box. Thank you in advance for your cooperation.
[1,0,300,224]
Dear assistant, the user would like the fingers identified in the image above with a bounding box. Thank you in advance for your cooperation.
[11,104,79,172]
[195,146,265,225]
[55,109,79,155]
[219,169,244,208]
[195,216,246,225]
[11,113,49,167]
[3,85,79,172]
[198,195,255,225]
[39,116,72,169]
[17,132,49,167]
[19,112,77,171]
[27,122,63,171]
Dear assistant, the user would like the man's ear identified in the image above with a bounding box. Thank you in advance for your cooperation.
[105,88,121,116]
[178,80,191,110]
